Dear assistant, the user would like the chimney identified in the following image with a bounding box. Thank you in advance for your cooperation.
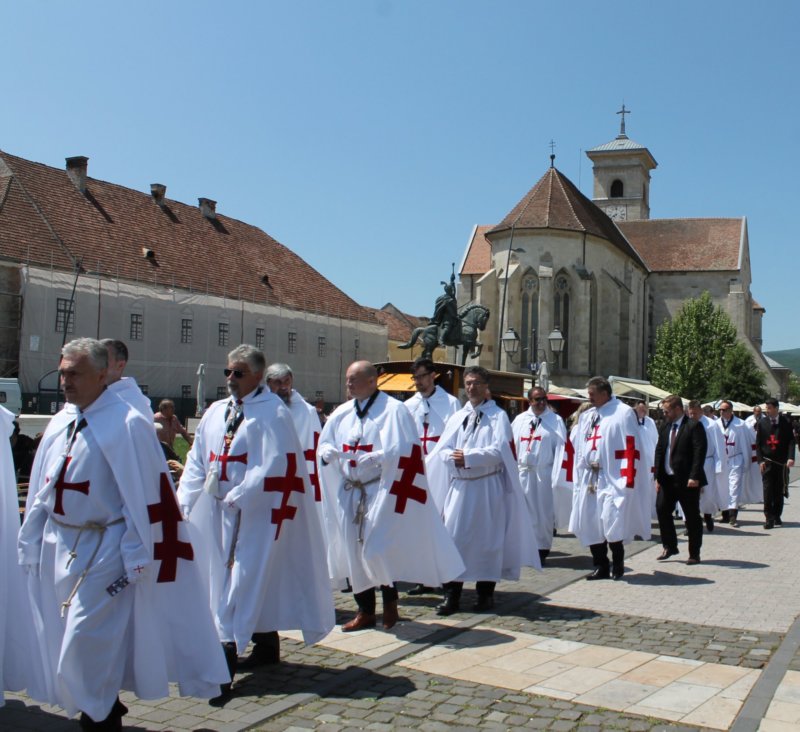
[150,183,167,206]
[198,197,217,220]
[65,156,89,194]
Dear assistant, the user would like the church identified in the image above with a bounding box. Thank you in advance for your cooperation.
[457,111,783,396]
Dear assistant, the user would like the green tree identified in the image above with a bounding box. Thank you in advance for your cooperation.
[787,374,800,403]
[648,291,765,402]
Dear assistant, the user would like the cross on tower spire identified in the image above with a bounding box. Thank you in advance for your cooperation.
[616,103,631,137]
[549,139,556,167]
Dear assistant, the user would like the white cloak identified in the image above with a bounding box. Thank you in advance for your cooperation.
[716,416,760,508]
[511,407,566,551]
[107,376,153,419]
[179,388,334,651]
[699,414,727,514]
[318,391,464,595]
[428,399,540,581]
[569,397,651,546]
[635,415,658,527]
[18,388,228,721]
[284,389,325,529]
[553,423,580,530]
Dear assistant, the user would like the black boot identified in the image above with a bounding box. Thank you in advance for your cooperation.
[609,541,625,580]
[587,542,611,580]
[729,509,739,528]
[407,583,437,596]
[436,581,462,616]
[704,514,714,532]
[720,510,730,524]
[210,642,237,707]
[79,697,127,731]
[239,631,280,670]
[538,549,550,566]
[473,581,495,611]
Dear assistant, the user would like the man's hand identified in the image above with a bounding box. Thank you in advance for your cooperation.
[687,479,700,488]
[452,449,465,468]
[655,481,661,494]
[760,462,766,474]
[319,445,340,464]
[789,459,795,468]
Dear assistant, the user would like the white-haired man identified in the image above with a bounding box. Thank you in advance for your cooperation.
[179,345,333,704]
[18,338,228,729]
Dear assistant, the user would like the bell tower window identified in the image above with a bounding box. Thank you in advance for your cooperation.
[610,179,624,198]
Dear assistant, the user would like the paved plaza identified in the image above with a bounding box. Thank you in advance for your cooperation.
[4,476,800,731]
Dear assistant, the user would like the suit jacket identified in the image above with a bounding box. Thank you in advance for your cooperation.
[654,415,708,487]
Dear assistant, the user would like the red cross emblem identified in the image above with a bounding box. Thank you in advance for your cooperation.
[147,473,194,582]
[520,433,542,453]
[51,456,90,515]
[343,441,373,468]
[586,425,602,450]
[561,439,575,483]
[767,434,780,450]
[264,453,306,540]
[304,432,321,502]
[209,449,248,481]
[388,444,427,514]
[615,436,639,489]
[420,422,440,455]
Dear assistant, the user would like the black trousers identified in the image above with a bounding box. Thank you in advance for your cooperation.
[656,476,702,558]
[353,584,398,614]
[762,462,787,521]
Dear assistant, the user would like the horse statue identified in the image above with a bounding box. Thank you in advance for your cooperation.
[399,304,490,365]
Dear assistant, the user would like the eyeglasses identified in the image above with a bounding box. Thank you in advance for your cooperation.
[224,368,246,378]
[532,397,547,403]
[720,407,732,412]
[411,372,433,381]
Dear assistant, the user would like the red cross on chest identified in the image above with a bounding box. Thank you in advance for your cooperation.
[264,453,305,540]
[420,422,440,455]
[586,425,602,450]
[767,434,780,450]
[615,435,640,488]
[304,432,321,502]
[520,432,542,453]
[147,473,194,582]
[209,447,248,481]
[343,441,373,467]
[561,439,575,482]
[50,456,91,516]
[389,443,427,513]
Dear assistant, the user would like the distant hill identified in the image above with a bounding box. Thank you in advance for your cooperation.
[764,349,800,374]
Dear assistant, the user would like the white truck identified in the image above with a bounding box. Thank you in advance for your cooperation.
[0,378,21,416]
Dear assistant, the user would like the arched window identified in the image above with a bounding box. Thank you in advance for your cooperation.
[519,272,539,368]
[610,179,624,198]
[553,273,570,369]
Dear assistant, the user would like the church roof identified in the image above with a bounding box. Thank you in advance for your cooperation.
[587,134,650,153]
[364,304,426,342]
[0,150,377,324]
[461,225,493,275]
[487,167,647,269]
[618,218,744,272]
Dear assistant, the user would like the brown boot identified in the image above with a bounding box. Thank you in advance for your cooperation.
[341,611,376,632]
[382,600,399,629]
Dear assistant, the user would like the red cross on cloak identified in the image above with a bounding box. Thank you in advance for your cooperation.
[388,444,427,514]
[343,441,373,468]
[520,433,542,453]
[264,453,306,540]
[420,423,440,455]
[304,432,321,502]
[767,434,780,450]
[51,456,90,516]
[561,439,575,483]
[147,473,194,582]
[615,435,639,489]
[209,449,248,481]
[586,425,602,450]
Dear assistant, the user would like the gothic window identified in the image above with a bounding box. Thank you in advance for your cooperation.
[519,272,539,368]
[55,298,75,333]
[610,179,624,198]
[553,273,570,369]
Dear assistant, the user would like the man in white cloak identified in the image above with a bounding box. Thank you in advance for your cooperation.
[18,338,228,730]
[688,400,726,532]
[511,386,565,565]
[318,360,464,631]
[402,356,460,595]
[179,345,334,703]
[634,400,658,527]
[427,366,539,616]
[100,338,153,418]
[569,377,650,581]
[716,400,757,527]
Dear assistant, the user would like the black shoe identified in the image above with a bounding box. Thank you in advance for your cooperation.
[764,521,775,530]
[686,556,701,565]
[586,566,611,580]
[720,511,730,524]
[612,563,624,580]
[407,584,436,596]
[473,596,495,612]
[776,517,783,526]
[238,651,279,670]
[657,548,679,561]
[704,515,714,532]
[538,549,550,566]
[209,684,234,707]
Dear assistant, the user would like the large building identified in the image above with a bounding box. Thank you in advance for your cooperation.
[457,116,783,396]
[0,151,387,413]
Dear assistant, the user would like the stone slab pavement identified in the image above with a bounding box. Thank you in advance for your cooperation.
[3,474,800,731]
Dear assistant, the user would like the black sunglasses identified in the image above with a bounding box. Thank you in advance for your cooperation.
[224,368,245,378]
[532,396,547,402]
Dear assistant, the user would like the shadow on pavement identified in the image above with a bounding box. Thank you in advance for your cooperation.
[622,570,714,586]
[695,559,768,569]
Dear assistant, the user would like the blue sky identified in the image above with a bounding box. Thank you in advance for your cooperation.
[2,1,798,350]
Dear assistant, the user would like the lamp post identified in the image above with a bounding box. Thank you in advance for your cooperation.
[495,229,526,370]
[502,326,565,391]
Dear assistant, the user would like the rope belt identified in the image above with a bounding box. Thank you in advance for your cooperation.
[50,515,125,617]
[344,477,380,543]
[452,467,501,482]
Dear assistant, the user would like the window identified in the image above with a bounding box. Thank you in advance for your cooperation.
[255,327,265,350]
[218,322,229,348]
[55,298,75,334]
[288,331,297,354]
[130,313,143,341]
[519,272,539,368]
[610,179,624,198]
[181,385,191,399]
[553,273,571,369]
[216,386,228,399]
[318,336,327,358]
[181,318,193,344]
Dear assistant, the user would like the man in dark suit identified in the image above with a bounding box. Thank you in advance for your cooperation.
[756,397,795,529]
[654,394,708,565]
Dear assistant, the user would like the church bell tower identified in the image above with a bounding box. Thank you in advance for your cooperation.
[586,105,657,222]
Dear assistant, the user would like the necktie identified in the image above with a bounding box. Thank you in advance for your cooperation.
[670,422,678,454]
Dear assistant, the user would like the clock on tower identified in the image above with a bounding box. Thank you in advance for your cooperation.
[605,204,627,221]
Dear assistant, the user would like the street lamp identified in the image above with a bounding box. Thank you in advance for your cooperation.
[503,326,565,390]
[494,223,526,369]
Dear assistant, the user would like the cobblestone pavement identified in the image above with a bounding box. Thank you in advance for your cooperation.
[3,477,800,731]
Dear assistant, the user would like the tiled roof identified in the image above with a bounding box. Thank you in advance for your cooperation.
[618,218,744,272]
[366,305,427,342]
[0,150,377,324]
[587,134,650,153]
[487,167,646,268]
[461,225,493,275]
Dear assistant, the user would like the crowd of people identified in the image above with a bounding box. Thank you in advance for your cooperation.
[1,339,795,729]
